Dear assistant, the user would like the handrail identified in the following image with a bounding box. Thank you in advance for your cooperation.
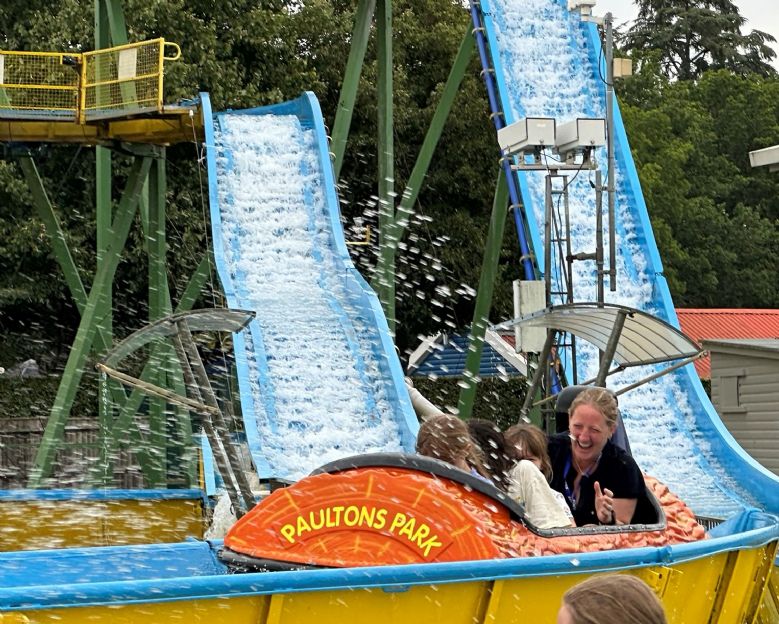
[0,38,180,124]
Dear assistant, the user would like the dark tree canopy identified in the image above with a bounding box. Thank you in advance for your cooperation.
[0,0,777,374]
[618,60,779,307]
[620,0,777,80]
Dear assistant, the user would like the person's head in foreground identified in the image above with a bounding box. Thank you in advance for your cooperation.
[557,574,667,624]
[416,413,486,477]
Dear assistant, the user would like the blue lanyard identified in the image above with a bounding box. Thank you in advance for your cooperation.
[563,456,577,510]
[563,452,601,511]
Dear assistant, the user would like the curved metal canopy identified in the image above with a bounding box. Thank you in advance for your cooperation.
[101,308,255,368]
[497,303,701,367]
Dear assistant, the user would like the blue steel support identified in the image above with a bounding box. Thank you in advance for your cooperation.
[469,1,563,399]
[469,1,535,282]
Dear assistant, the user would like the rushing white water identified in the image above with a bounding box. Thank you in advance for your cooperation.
[489,0,755,516]
[213,113,403,480]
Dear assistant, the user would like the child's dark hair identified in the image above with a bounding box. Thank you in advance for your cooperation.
[466,419,513,491]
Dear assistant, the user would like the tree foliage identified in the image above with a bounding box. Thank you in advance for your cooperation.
[0,0,509,367]
[618,59,779,307]
[0,0,777,375]
[620,0,777,80]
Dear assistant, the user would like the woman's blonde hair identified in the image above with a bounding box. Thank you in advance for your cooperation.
[504,423,553,482]
[416,414,487,477]
[561,574,667,624]
[569,387,618,428]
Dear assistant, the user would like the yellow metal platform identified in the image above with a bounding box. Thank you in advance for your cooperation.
[0,39,203,144]
[0,105,203,145]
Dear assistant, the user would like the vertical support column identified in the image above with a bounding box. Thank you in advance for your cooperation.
[544,174,553,306]
[375,0,395,330]
[457,171,509,419]
[331,0,377,180]
[146,151,170,486]
[95,0,115,483]
[595,169,604,304]
[605,13,617,292]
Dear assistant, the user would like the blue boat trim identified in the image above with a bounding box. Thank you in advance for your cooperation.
[0,488,205,502]
[0,509,776,610]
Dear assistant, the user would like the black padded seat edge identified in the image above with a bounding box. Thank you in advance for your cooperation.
[312,452,529,524]
[313,452,667,538]
[219,547,325,572]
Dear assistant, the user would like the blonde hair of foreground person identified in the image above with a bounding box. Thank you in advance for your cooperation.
[415,413,488,477]
[557,574,667,624]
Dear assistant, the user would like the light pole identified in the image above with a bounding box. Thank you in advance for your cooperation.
[568,1,630,293]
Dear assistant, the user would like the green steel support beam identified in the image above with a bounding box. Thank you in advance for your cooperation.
[95,0,119,483]
[28,157,152,487]
[18,157,90,316]
[15,155,164,484]
[165,358,196,486]
[331,0,377,180]
[372,27,474,298]
[178,254,213,311]
[145,152,170,485]
[375,0,396,330]
[389,26,474,250]
[102,0,129,46]
[95,143,115,477]
[457,170,510,419]
[147,152,170,320]
[18,156,130,410]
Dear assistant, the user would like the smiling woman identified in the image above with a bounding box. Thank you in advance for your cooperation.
[548,388,647,527]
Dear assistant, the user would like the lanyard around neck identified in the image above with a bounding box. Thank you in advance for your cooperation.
[563,451,601,511]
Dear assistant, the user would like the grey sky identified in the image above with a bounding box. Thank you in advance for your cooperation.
[594,0,779,68]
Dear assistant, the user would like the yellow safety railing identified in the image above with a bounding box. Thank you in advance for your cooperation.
[0,39,181,124]
[80,38,181,123]
[0,51,81,119]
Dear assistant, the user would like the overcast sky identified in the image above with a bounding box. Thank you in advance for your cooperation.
[594,0,779,68]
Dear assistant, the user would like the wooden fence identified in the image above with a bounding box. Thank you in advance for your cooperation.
[0,417,145,488]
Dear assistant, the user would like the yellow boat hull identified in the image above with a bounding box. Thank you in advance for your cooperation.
[2,533,775,624]
[0,490,204,550]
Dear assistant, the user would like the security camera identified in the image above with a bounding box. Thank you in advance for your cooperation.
[497,117,556,156]
[555,118,606,160]
[749,145,779,173]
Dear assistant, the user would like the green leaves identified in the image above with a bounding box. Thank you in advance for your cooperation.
[619,66,779,307]
[619,0,777,80]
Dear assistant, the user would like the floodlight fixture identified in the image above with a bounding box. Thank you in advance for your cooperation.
[567,0,597,17]
[749,145,779,173]
[613,58,633,78]
[497,117,556,156]
[555,118,606,161]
